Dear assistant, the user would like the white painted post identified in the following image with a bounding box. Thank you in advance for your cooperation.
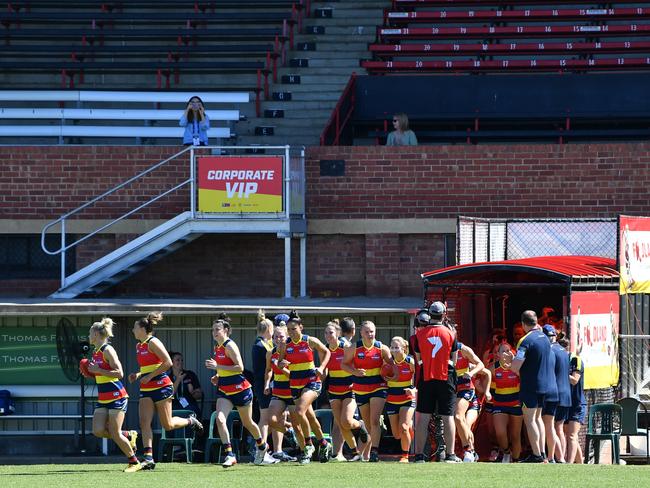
[300,235,307,298]
[190,147,196,218]
[284,236,292,298]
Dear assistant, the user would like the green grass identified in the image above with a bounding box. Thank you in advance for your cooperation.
[0,462,646,488]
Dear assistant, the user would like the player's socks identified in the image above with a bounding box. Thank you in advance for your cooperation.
[143,447,154,462]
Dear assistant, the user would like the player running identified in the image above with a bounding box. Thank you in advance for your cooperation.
[277,314,333,464]
[342,320,391,462]
[128,312,203,470]
[384,336,416,463]
[324,319,368,462]
[205,318,278,467]
[85,317,141,472]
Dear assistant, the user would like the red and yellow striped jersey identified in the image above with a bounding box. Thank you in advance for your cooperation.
[93,344,127,403]
[285,334,319,390]
[214,339,251,396]
[136,336,172,391]
[352,340,387,395]
[327,338,352,395]
[387,355,415,405]
[493,365,520,408]
[271,349,291,399]
[455,354,476,392]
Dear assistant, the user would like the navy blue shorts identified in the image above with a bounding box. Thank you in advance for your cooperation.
[565,404,586,424]
[457,389,476,402]
[328,390,354,401]
[217,388,253,408]
[543,400,558,417]
[385,400,415,416]
[254,385,272,410]
[95,396,128,412]
[291,382,322,400]
[271,395,294,406]
[555,406,570,422]
[140,386,174,403]
[519,390,546,409]
[492,405,522,416]
[355,389,387,407]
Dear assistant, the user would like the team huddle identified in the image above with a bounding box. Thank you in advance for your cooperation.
[81,304,586,472]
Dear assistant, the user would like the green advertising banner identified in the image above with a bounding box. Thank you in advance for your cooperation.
[0,328,85,385]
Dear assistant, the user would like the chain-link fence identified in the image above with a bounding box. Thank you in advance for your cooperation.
[457,217,617,265]
[620,293,650,399]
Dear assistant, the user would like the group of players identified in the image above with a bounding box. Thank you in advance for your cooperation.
[82,303,586,472]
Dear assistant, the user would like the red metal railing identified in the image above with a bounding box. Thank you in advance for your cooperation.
[320,72,357,145]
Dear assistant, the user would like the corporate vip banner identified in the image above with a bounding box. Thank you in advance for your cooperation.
[198,156,283,213]
[619,215,650,294]
[570,291,619,390]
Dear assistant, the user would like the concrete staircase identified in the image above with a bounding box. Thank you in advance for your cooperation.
[237,0,390,146]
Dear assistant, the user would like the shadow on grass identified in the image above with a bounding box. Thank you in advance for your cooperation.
[10,469,116,476]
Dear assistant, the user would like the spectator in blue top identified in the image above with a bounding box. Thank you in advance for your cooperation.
[180,96,210,146]
[565,341,586,464]
[503,310,556,463]
[543,325,572,463]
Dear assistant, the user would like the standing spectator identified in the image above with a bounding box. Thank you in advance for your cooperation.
[502,310,556,463]
[540,325,560,463]
[564,338,586,464]
[546,329,572,463]
[386,113,418,146]
[170,351,203,418]
[412,301,461,463]
[180,96,210,146]
[252,310,279,453]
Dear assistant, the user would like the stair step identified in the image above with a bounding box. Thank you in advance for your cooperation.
[259,108,331,118]
[301,24,379,35]
[293,36,374,45]
[278,67,361,75]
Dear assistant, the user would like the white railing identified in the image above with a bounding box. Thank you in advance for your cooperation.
[41,145,304,292]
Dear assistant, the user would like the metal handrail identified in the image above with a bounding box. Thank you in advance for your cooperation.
[41,146,193,256]
[41,144,297,289]
[40,146,194,287]
[320,72,357,145]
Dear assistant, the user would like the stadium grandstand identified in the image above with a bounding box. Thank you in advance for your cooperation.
[1,0,650,474]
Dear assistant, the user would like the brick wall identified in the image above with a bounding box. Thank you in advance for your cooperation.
[0,146,187,219]
[2,143,650,298]
[305,144,650,219]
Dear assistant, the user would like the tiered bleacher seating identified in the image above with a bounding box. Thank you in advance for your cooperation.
[363,0,650,74]
[321,0,650,144]
[0,1,307,117]
[0,90,248,144]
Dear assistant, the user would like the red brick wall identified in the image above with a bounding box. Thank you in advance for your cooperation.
[3,144,648,220]
[305,144,650,219]
[0,146,187,219]
[3,143,650,298]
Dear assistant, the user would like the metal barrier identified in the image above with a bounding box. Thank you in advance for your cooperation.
[457,216,617,265]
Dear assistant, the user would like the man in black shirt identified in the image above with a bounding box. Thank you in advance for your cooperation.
[170,352,203,418]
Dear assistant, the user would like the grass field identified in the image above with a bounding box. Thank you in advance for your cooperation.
[0,462,645,488]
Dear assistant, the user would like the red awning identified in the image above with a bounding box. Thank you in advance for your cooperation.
[422,255,618,285]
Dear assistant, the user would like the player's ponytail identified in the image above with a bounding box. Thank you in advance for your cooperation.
[135,312,163,333]
[91,317,115,339]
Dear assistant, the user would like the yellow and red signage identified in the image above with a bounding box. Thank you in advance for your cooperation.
[619,215,650,294]
[198,156,283,213]
[570,291,619,389]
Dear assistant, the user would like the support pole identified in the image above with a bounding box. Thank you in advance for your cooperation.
[300,235,307,298]
[284,236,291,298]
